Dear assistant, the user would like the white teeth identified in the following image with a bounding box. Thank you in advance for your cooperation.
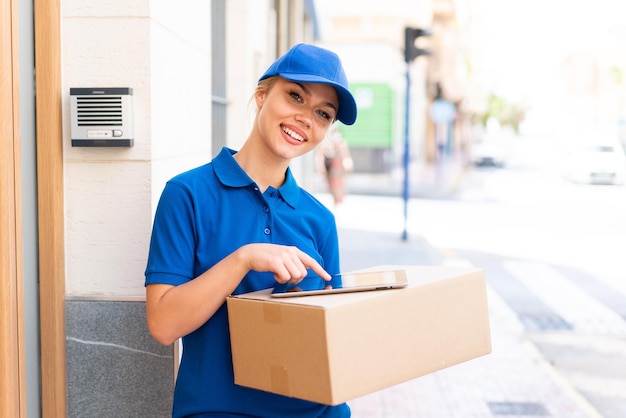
[282,126,305,142]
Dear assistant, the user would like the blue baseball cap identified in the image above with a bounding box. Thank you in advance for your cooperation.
[258,43,357,125]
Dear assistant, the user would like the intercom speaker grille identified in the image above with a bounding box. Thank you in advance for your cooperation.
[75,96,124,126]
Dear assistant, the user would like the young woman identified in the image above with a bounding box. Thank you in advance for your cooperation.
[145,43,357,417]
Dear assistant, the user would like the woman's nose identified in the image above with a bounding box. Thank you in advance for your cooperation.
[294,108,313,128]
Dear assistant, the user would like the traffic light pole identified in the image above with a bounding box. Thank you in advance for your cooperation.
[402,26,430,241]
[402,63,411,241]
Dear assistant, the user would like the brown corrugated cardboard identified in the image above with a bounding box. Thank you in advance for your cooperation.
[226,265,491,405]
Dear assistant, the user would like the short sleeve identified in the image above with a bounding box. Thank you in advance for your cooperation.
[145,181,197,286]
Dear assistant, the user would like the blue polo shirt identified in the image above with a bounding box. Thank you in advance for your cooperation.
[145,147,350,418]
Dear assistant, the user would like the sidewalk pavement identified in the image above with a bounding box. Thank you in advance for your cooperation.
[311,185,603,417]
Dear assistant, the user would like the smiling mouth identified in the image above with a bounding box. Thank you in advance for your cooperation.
[281,125,306,142]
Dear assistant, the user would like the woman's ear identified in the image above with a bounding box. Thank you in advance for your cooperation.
[254,90,265,108]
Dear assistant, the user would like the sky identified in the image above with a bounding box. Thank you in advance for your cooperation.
[477,0,626,99]
[475,0,626,133]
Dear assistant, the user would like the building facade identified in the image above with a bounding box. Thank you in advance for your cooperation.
[314,0,475,171]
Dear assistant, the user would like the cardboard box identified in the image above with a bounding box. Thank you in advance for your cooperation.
[226,265,491,405]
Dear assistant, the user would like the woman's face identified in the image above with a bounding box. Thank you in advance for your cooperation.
[254,77,339,160]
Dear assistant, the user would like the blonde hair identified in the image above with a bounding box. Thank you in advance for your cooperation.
[249,77,278,110]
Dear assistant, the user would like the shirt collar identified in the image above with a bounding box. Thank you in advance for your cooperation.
[213,147,300,209]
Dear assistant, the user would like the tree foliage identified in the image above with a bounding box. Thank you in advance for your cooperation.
[477,93,526,133]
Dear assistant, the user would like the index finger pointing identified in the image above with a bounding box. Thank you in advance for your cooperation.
[298,251,332,281]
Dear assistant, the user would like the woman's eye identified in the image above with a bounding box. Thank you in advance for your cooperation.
[316,110,332,121]
[289,91,303,102]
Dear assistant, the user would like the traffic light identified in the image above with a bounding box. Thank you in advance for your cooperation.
[404,27,431,63]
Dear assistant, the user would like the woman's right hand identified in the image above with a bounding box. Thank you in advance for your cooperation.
[238,243,331,285]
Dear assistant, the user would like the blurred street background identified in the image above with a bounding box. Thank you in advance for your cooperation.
[311,1,626,417]
[314,133,625,417]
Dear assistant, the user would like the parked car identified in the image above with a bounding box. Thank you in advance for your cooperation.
[470,135,510,167]
[563,136,626,185]
[470,118,513,167]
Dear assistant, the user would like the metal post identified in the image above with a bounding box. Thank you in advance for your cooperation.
[402,63,411,241]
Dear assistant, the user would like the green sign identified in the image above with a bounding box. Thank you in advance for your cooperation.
[340,83,395,148]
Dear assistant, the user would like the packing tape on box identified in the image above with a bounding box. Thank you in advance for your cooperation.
[263,303,283,324]
[270,365,290,395]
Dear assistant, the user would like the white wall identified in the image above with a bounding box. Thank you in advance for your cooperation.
[62,0,212,297]
[149,1,213,200]
[226,0,275,151]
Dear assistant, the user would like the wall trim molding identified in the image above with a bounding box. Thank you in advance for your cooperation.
[34,0,67,416]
